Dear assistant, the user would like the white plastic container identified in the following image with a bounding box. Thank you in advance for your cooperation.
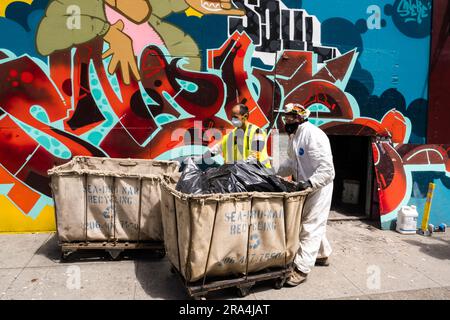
[396,205,419,234]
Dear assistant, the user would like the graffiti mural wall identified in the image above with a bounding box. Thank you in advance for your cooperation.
[0,0,446,232]
[373,142,450,229]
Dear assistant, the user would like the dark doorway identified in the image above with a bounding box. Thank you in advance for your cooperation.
[328,135,373,218]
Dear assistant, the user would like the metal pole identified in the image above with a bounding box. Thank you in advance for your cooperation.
[421,182,436,233]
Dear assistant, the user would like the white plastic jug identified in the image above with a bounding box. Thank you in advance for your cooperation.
[396,205,418,234]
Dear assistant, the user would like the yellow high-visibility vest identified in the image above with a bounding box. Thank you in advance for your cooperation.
[222,124,272,168]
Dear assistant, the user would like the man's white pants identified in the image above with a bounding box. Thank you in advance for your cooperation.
[294,182,333,274]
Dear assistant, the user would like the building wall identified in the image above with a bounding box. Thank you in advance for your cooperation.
[373,141,450,229]
[428,0,450,143]
[373,0,450,230]
[0,0,446,232]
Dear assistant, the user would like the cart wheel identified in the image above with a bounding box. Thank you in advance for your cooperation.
[237,286,251,298]
[170,266,177,274]
[274,278,285,290]
[155,249,166,259]
[193,295,207,300]
[108,250,122,261]
[60,251,73,262]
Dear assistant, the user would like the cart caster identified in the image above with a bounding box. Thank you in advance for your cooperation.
[193,295,207,300]
[108,250,122,261]
[60,250,74,262]
[274,278,286,290]
[155,249,166,259]
[237,286,251,298]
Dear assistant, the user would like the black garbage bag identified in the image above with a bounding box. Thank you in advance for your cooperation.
[175,159,297,194]
[175,158,209,195]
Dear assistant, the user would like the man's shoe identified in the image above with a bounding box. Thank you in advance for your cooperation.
[285,268,308,287]
[315,257,330,267]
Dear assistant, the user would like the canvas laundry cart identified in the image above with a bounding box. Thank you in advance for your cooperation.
[160,181,310,299]
[48,156,180,260]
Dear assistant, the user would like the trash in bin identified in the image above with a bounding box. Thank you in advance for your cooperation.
[161,180,310,283]
[48,156,180,243]
[174,158,209,195]
[176,159,297,195]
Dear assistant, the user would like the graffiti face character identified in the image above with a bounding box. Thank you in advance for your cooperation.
[36,0,153,85]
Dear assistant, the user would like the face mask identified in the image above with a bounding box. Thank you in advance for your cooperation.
[231,117,243,128]
[285,122,299,135]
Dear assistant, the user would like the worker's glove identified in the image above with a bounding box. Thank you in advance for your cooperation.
[296,180,312,191]
[246,153,257,162]
[191,155,203,164]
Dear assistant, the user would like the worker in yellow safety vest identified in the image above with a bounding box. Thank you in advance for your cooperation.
[207,104,272,168]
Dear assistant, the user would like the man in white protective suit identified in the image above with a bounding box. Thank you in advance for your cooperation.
[277,103,335,287]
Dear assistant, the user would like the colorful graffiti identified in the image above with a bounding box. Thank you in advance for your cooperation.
[0,0,444,232]
[373,142,450,229]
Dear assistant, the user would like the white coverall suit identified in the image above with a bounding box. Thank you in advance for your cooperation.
[278,121,335,274]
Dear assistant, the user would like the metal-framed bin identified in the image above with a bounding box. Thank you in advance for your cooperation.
[160,181,310,299]
[48,156,180,261]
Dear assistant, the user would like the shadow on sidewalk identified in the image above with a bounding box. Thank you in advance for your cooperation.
[133,259,261,300]
[403,238,450,260]
[33,234,166,264]
[33,233,61,262]
[133,257,189,300]
[34,234,123,263]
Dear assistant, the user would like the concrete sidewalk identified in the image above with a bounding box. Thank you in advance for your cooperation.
[0,220,449,300]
